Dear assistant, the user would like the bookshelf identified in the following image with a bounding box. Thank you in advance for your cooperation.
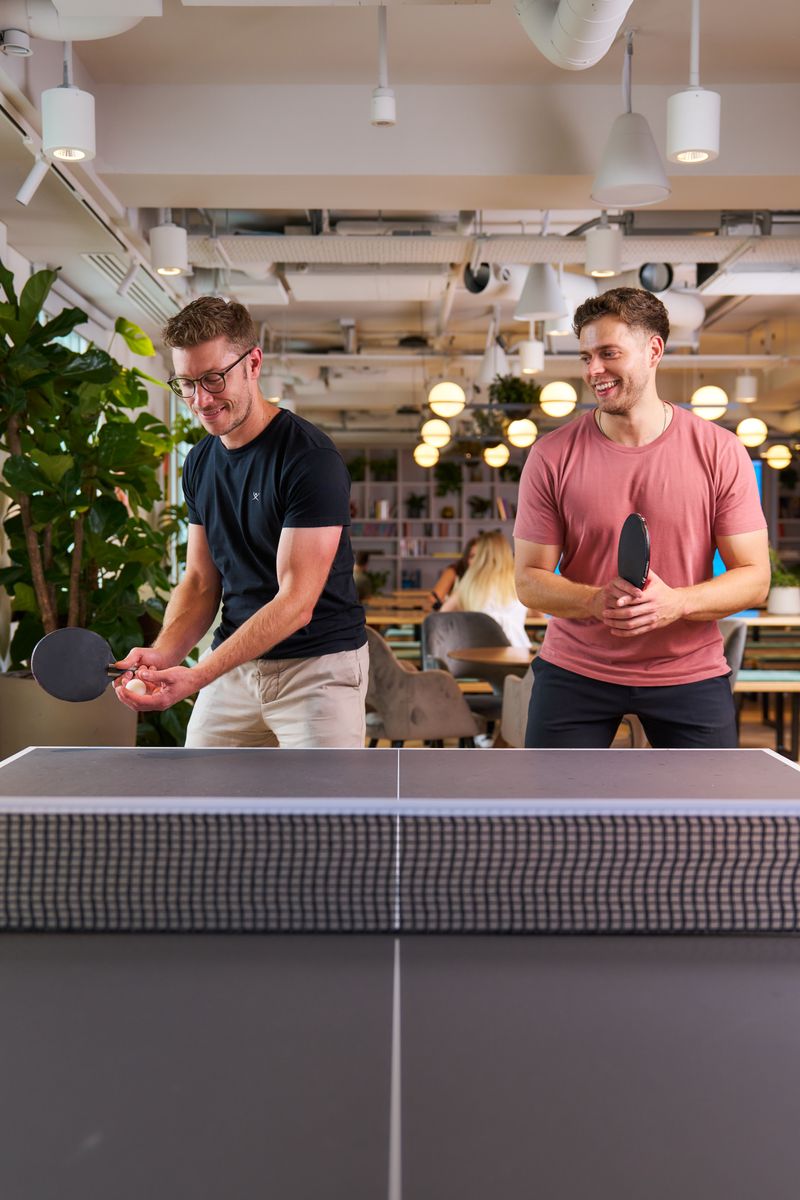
[346,447,527,591]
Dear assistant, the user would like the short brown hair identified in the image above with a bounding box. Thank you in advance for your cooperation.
[162,296,258,352]
[573,287,670,344]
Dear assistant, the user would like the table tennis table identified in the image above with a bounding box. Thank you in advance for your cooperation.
[0,745,799,1200]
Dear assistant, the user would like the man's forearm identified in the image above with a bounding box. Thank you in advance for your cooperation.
[152,577,221,665]
[679,564,770,622]
[516,568,600,619]
[193,588,313,687]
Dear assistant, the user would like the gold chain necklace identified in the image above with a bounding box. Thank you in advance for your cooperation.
[596,402,670,443]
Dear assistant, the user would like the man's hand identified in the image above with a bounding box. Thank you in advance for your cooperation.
[600,569,687,637]
[113,663,202,711]
[588,576,643,622]
[114,647,173,673]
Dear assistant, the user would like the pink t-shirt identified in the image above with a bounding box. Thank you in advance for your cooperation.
[513,404,766,686]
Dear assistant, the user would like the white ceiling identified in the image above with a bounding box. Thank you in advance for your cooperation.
[0,0,799,442]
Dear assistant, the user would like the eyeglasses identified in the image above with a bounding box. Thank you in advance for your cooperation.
[168,346,256,399]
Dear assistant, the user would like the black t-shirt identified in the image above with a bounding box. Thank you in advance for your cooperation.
[182,410,365,659]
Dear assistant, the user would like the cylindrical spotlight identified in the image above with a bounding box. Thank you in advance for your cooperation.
[690,384,728,421]
[539,381,578,418]
[150,221,189,276]
[483,443,510,468]
[736,418,768,448]
[420,418,452,448]
[262,373,284,403]
[736,374,758,404]
[370,87,396,126]
[666,88,721,163]
[507,419,538,448]
[518,339,544,375]
[764,445,792,470]
[428,380,466,419]
[42,85,96,162]
[15,155,49,206]
[413,443,439,468]
[585,223,622,278]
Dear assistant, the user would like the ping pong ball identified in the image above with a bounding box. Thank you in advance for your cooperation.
[125,678,147,695]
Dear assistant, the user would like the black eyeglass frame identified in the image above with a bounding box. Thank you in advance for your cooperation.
[167,345,256,399]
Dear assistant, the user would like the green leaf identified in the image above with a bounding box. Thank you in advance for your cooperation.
[3,455,46,496]
[32,306,87,347]
[11,582,38,614]
[96,421,140,470]
[15,270,58,343]
[62,348,116,382]
[131,365,168,388]
[114,317,155,357]
[31,450,74,487]
[0,259,18,306]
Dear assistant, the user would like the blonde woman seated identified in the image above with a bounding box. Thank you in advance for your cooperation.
[440,530,531,648]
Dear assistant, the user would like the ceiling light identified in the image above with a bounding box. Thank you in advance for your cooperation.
[150,217,189,276]
[736,418,768,448]
[428,380,466,419]
[483,443,510,469]
[116,260,140,298]
[690,384,728,420]
[585,214,622,277]
[540,381,578,418]
[420,418,452,448]
[0,28,31,56]
[518,338,544,375]
[591,33,670,208]
[42,43,96,163]
[507,419,538,448]
[735,374,758,404]
[544,272,598,338]
[371,7,396,126]
[262,373,284,403]
[413,443,439,468]
[477,338,509,387]
[514,264,567,321]
[15,154,49,206]
[764,445,792,470]
[666,0,720,164]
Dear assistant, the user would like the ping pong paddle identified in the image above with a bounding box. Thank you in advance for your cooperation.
[617,513,650,589]
[31,628,137,703]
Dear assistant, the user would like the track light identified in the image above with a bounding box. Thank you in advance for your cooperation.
[736,418,768,448]
[15,155,49,206]
[483,443,510,469]
[514,264,566,321]
[592,33,670,208]
[539,381,578,418]
[585,214,622,277]
[690,384,728,420]
[116,260,140,298]
[150,213,189,276]
[428,380,466,419]
[420,418,452,449]
[0,29,32,56]
[736,374,758,404]
[413,443,439,468]
[667,0,720,164]
[371,7,396,126]
[42,43,95,162]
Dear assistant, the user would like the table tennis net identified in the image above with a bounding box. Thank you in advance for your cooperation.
[2,810,800,933]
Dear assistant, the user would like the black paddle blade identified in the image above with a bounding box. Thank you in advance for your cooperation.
[617,513,650,589]
[31,628,124,703]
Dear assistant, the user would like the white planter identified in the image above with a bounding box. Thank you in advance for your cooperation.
[767,586,800,616]
[0,673,137,761]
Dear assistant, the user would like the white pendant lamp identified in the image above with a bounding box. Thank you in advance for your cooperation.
[544,273,598,338]
[736,418,768,448]
[150,215,189,277]
[667,0,720,164]
[42,43,95,162]
[428,380,466,419]
[477,338,509,387]
[585,214,622,277]
[507,419,538,448]
[592,33,670,209]
[371,7,396,126]
[735,374,758,404]
[517,336,545,375]
[413,443,439,468]
[420,418,452,448]
[483,443,510,469]
[690,384,728,421]
[539,381,578,418]
[764,445,792,470]
[262,373,284,403]
[513,264,567,322]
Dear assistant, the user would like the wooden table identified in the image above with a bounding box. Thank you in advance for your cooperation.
[734,670,800,760]
[365,608,427,628]
[448,646,535,676]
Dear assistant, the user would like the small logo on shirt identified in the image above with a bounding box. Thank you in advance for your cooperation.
[252,492,260,501]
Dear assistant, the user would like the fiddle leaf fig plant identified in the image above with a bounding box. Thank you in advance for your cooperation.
[0,261,178,669]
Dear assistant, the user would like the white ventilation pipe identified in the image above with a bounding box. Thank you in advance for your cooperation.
[0,0,145,42]
[514,0,634,70]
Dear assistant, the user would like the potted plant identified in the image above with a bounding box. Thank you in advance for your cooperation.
[767,548,800,615]
[0,262,179,754]
[405,492,428,518]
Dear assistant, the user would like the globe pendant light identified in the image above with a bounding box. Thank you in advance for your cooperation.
[666,0,721,164]
[764,445,792,470]
[539,381,577,419]
[428,380,466,418]
[507,419,538,448]
[736,418,768,448]
[420,418,452,448]
[690,384,728,421]
[592,33,670,208]
[413,443,439,468]
[483,443,510,469]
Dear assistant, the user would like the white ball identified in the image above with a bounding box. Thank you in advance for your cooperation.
[125,677,147,695]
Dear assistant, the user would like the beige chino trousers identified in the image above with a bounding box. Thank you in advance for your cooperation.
[185,642,369,749]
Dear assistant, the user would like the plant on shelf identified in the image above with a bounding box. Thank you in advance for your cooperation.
[434,460,462,496]
[0,262,178,671]
[346,454,366,482]
[369,455,397,482]
[468,495,493,519]
[405,492,428,518]
[366,568,390,595]
[499,462,522,484]
[767,547,800,615]
[488,374,541,410]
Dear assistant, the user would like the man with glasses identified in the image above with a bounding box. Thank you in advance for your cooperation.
[114,296,368,749]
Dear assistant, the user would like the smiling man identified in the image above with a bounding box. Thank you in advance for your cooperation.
[514,287,770,748]
[114,296,368,749]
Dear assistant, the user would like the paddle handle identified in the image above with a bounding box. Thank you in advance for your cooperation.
[105,665,139,680]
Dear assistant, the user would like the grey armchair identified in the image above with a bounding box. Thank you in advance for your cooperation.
[365,627,479,747]
[421,611,512,723]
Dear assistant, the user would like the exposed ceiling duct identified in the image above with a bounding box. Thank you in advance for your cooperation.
[0,0,155,43]
[514,0,634,70]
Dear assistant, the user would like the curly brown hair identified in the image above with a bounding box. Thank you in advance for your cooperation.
[162,296,258,352]
[573,287,670,344]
